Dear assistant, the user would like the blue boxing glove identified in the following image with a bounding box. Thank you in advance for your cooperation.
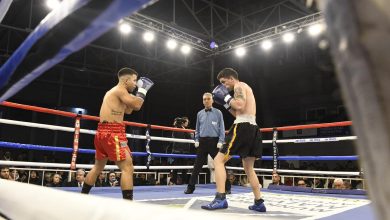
[212,84,232,110]
[136,77,154,99]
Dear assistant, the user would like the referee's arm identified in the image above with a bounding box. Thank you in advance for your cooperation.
[195,111,201,141]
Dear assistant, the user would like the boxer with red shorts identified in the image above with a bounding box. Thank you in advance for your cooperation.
[95,122,130,161]
[81,67,154,200]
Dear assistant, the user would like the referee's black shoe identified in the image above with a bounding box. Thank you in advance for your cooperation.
[184,185,195,194]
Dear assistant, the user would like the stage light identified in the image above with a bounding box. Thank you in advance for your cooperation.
[46,0,60,9]
[143,31,155,43]
[308,23,325,37]
[181,45,191,55]
[318,39,329,50]
[210,41,218,49]
[72,108,87,115]
[261,40,273,51]
[282,32,295,43]
[235,47,246,57]
[119,22,132,34]
[167,39,177,50]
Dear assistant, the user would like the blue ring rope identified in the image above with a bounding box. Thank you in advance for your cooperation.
[0,0,90,89]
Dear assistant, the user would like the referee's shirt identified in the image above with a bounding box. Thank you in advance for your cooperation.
[195,107,225,143]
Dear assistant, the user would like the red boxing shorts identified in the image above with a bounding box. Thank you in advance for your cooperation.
[94,122,131,161]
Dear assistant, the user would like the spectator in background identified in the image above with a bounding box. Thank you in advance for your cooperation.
[227,173,239,186]
[9,169,20,181]
[297,179,307,187]
[342,180,351,190]
[0,166,10,180]
[313,178,325,188]
[95,172,109,187]
[115,172,121,183]
[170,117,192,185]
[134,173,148,186]
[283,177,293,186]
[44,172,53,186]
[47,173,62,187]
[167,172,175,186]
[75,169,86,187]
[302,177,313,187]
[29,170,42,185]
[18,170,28,183]
[182,116,190,129]
[64,169,85,187]
[108,171,119,187]
[240,176,251,187]
[269,173,284,185]
[146,174,156,185]
[333,178,344,189]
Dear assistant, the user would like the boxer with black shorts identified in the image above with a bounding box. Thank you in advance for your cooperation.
[201,68,266,212]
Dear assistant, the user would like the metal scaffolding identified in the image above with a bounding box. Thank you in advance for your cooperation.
[124,11,323,56]
[215,12,323,55]
[126,13,212,53]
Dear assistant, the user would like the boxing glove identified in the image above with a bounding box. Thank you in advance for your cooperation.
[136,77,154,99]
[212,84,232,110]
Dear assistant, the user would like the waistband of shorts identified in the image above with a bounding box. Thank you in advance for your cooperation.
[97,122,125,132]
[234,115,257,125]
[199,137,219,140]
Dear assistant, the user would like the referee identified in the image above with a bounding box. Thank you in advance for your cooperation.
[184,93,231,194]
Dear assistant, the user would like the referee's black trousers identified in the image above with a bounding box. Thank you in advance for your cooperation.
[188,137,231,191]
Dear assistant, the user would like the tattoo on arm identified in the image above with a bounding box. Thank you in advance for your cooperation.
[111,110,123,115]
[234,86,245,100]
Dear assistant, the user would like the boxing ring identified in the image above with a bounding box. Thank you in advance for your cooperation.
[0,101,376,220]
[0,0,387,219]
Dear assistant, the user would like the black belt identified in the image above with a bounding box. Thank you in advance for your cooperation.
[199,137,218,140]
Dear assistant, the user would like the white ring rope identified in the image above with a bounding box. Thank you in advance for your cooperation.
[0,118,356,144]
[0,160,206,170]
[226,166,361,176]
[0,160,360,176]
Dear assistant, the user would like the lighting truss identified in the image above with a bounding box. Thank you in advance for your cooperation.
[214,12,323,55]
[125,13,212,53]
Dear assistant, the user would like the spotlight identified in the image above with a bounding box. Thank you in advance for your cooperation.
[210,41,218,49]
[46,0,60,9]
[235,47,246,57]
[308,23,325,37]
[282,32,295,43]
[119,22,131,34]
[181,45,191,55]
[318,39,329,50]
[261,40,273,51]
[143,31,155,43]
[72,108,87,115]
[167,39,177,50]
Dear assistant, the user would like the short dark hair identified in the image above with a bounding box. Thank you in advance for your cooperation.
[0,166,9,171]
[217,68,238,80]
[173,117,187,127]
[117,67,138,78]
